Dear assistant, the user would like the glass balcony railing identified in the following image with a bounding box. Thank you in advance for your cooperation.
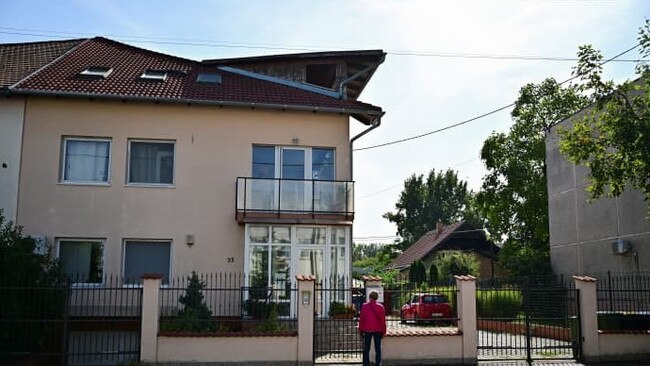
[236,177,354,218]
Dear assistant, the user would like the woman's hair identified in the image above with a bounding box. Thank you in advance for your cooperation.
[369,290,379,300]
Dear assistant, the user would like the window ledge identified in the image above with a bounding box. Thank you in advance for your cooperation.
[58,181,111,187]
[125,183,176,189]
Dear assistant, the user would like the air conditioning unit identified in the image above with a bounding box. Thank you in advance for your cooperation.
[611,239,632,255]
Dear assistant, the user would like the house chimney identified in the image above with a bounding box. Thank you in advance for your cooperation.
[436,220,444,236]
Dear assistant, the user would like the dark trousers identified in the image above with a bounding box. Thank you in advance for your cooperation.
[362,332,382,366]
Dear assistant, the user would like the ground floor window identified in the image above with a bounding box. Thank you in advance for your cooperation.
[123,240,171,285]
[58,239,104,284]
[245,225,349,289]
[245,224,349,316]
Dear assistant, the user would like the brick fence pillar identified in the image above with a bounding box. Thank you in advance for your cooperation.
[140,274,161,363]
[296,275,315,366]
[574,275,599,363]
[456,275,477,365]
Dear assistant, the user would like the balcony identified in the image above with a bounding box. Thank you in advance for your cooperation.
[236,177,354,224]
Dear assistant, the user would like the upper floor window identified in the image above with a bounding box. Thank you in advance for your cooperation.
[61,137,111,184]
[252,145,335,180]
[127,140,175,186]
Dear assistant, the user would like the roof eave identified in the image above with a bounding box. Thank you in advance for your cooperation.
[8,88,383,121]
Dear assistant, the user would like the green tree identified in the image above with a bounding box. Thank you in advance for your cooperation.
[435,251,480,278]
[0,210,63,285]
[384,168,476,250]
[408,260,427,284]
[476,78,587,277]
[352,243,399,278]
[0,210,65,355]
[559,21,650,214]
[428,263,439,285]
[175,272,215,332]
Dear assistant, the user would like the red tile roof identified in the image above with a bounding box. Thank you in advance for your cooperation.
[388,221,467,270]
[8,37,382,121]
[0,39,84,87]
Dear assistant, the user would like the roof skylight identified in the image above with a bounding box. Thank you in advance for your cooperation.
[80,67,112,79]
[196,73,222,84]
[140,70,167,81]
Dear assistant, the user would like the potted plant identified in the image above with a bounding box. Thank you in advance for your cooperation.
[328,301,356,319]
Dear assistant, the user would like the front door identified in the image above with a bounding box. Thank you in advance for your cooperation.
[280,147,311,211]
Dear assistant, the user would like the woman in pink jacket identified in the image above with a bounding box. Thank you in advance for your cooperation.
[358,290,386,366]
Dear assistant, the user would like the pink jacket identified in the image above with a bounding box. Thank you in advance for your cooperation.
[358,300,386,335]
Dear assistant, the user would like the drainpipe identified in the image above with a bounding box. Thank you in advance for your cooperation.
[348,113,382,288]
[338,64,378,100]
[350,113,383,179]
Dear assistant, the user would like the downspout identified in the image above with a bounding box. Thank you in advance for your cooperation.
[348,113,382,287]
[339,64,378,100]
[350,113,383,179]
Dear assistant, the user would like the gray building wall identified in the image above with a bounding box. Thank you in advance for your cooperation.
[546,115,650,276]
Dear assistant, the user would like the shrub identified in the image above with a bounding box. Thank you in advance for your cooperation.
[428,263,439,285]
[328,301,356,317]
[166,272,215,332]
[435,251,480,278]
[409,260,427,284]
[477,289,522,318]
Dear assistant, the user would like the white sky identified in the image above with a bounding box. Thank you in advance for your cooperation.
[0,0,645,242]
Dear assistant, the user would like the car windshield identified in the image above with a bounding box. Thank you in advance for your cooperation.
[422,295,447,304]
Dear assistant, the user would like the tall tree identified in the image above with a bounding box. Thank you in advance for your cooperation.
[476,79,588,276]
[560,21,650,213]
[384,169,474,250]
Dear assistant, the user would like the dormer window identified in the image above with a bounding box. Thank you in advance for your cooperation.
[80,67,112,79]
[140,70,167,81]
[196,73,222,84]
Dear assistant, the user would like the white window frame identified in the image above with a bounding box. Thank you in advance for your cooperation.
[122,239,173,287]
[80,67,113,78]
[252,145,336,180]
[126,139,176,187]
[56,237,106,286]
[60,137,112,186]
[140,70,168,81]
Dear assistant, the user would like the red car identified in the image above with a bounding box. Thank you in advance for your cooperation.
[400,293,452,323]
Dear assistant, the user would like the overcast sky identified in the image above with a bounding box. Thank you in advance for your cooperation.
[1,0,646,242]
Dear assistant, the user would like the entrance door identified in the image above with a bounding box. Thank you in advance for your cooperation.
[280,147,311,212]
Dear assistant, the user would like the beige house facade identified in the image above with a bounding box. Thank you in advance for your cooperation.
[0,38,385,295]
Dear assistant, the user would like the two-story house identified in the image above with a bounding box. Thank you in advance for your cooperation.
[0,37,385,302]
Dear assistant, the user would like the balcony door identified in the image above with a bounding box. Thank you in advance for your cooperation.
[280,147,311,212]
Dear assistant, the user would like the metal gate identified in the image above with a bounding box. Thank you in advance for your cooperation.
[0,277,142,366]
[313,286,364,364]
[477,278,581,363]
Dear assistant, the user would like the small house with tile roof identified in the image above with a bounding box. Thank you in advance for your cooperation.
[387,221,503,279]
[0,37,385,312]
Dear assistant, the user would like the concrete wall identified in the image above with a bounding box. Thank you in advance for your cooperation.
[383,335,463,365]
[157,336,298,363]
[0,97,25,222]
[16,97,350,276]
[546,116,650,276]
[598,333,650,362]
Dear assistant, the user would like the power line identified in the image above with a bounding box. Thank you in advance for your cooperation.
[354,43,642,152]
[357,156,480,201]
[0,27,645,63]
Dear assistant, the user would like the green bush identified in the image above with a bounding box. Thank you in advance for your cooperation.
[477,289,522,318]
[435,251,480,278]
[328,301,355,317]
[163,272,215,332]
